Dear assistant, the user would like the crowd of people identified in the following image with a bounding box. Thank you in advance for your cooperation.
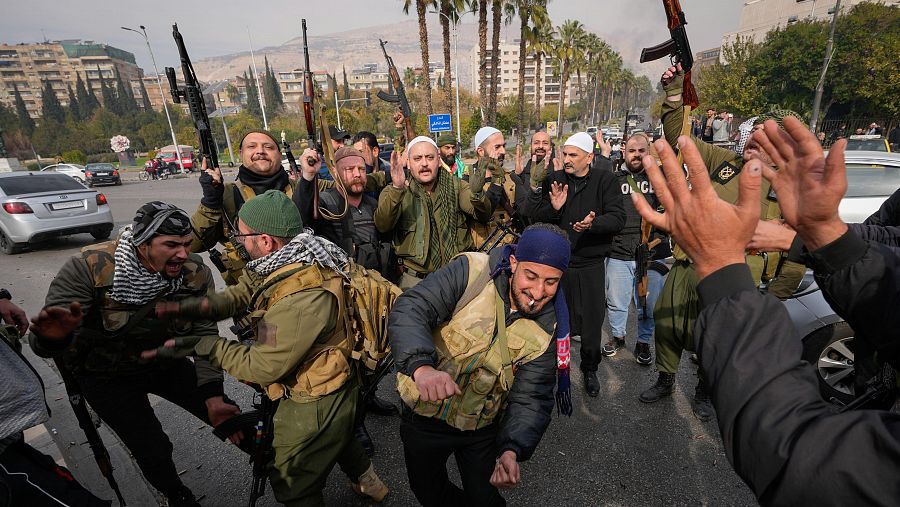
[1,61,898,507]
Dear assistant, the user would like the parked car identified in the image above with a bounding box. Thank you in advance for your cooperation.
[0,172,114,254]
[379,143,394,163]
[786,150,900,405]
[157,147,195,171]
[845,134,891,152]
[84,163,122,186]
[41,163,86,183]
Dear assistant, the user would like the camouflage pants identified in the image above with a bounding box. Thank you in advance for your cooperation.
[270,381,370,507]
[653,260,700,374]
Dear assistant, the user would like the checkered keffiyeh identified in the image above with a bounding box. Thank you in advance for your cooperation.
[245,229,350,277]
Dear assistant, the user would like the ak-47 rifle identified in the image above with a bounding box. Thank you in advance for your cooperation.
[281,131,298,180]
[640,0,698,141]
[167,24,218,170]
[477,221,521,253]
[635,220,662,319]
[301,19,348,221]
[167,24,248,273]
[53,358,127,506]
[377,39,415,148]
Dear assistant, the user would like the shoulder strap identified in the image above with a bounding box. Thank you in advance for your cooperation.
[493,291,513,391]
[452,253,493,316]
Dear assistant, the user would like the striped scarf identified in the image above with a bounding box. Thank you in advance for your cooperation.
[107,228,183,305]
[412,168,460,269]
[246,229,350,277]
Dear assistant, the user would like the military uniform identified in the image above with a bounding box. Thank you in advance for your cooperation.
[374,166,497,289]
[173,261,372,506]
[389,251,559,506]
[652,76,806,377]
[463,158,521,252]
[27,241,229,501]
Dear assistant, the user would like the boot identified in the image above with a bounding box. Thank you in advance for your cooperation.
[166,485,200,507]
[367,395,399,417]
[639,372,675,403]
[582,369,600,397]
[692,379,714,422]
[355,422,375,457]
[351,463,389,502]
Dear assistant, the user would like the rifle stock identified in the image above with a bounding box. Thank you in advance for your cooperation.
[377,39,416,145]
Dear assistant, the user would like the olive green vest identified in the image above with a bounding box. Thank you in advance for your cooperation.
[245,263,354,402]
[396,252,553,431]
[470,177,517,251]
[65,241,211,377]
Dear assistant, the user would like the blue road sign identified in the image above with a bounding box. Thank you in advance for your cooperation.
[429,114,452,133]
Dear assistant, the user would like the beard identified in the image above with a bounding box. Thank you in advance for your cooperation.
[441,154,455,166]
[510,274,547,316]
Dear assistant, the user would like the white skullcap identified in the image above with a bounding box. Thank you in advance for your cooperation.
[564,132,595,154]
[473,126,501,149]
[406,135,438,154]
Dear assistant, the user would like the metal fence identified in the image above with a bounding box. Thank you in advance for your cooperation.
[818,118,898,148]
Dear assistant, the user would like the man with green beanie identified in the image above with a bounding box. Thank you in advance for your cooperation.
[148,190,390,506]
[637,65,806,421]
[437,133,465,178]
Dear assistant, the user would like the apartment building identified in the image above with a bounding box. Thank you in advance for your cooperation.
[468,41,581,107]
[0,40,145,118]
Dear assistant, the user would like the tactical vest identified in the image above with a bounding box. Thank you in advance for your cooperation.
[672,160,786,285]
[65,241,211,377]
[470,177,518,251]
[396,252,553,431]
[218,182,295,285]
[244,263,354,402]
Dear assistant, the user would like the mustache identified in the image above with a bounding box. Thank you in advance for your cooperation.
[252,154,270,160]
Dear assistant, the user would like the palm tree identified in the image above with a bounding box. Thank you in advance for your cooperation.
[487,0,504,125]
[512,0,549,137]
[526,21,554,128]
[404,0,435,115]
[554,20,587,131]
[477,0,488,125]
[438,1,465,113]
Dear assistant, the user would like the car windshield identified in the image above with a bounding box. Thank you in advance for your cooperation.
[845,164,900,198]
[846,139,887,152]
[0,174,86,196]
[86,164,115,170]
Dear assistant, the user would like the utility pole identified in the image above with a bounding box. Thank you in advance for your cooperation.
[810,0,841,131]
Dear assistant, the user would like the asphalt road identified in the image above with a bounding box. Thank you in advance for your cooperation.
[4,173,758,506]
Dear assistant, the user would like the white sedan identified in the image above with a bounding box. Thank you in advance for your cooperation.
[41,163,87,184]
[837,151,900,223]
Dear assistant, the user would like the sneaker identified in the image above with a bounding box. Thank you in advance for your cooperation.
[601,336,626,356]
[638,372,675,403]
[351,464,389,502]
[634,342,652,365]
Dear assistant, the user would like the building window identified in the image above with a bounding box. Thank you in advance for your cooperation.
[787,15,799,23]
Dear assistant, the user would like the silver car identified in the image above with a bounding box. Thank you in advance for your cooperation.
[786,150,900,404]
[0,172,114,254]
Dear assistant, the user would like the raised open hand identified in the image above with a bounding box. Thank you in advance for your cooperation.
[390,148,408,189]
[30,302,83,341]
[549,181,568,211]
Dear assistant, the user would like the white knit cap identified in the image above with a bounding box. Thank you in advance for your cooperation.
[473,126,501,149]
[406,135,439,154]
[564,132,594,154]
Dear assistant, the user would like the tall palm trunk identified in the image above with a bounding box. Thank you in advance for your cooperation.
[559,59,570,129]
[416,0,434,116]
[478,0,488,126]
[517,8,530,138]
[534,51,543,126]
[488,0,502,125]
[440,0,453,113]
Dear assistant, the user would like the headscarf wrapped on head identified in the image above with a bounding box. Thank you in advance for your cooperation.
[490,226,574,416]
[735,116,758,157]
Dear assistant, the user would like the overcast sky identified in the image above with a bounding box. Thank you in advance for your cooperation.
[3,0,742,74]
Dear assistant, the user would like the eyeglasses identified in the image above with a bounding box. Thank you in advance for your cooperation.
[232,232,265,240]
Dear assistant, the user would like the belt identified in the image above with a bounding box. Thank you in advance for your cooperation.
[402,263,430,279]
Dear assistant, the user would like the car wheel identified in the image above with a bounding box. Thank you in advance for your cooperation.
[801,322,856,404]
[91,225,113,240]
[74,176,84,184]
[0,230,24,255]
[115,179,122,186]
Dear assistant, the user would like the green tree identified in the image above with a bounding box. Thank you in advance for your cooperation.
[342,65,350,101]
[96,66,118,114]
[511,0,549,136]
[244,68,262,119]
[13,86,34,135]
[263,57,283,115]
[138,78,153,111]
[403,0,435,115]
[39,80,65,123]
[76,73,98,118]
[66,84,81,121]
[114,69,138,114]
[695,36,765,118]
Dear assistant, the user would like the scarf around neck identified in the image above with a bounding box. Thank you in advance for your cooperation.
[238,165,290,196]
[107,227,184,305]
[246,229,350,277]
[410,168,460,268]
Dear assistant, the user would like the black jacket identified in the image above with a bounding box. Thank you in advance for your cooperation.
[695,263,900,506]
[609,166,670,261]
[521,157,626,265]
[388,249,557,461]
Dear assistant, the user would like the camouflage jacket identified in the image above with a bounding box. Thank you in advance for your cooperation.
[27,241,224,397]
[388,250,557,461]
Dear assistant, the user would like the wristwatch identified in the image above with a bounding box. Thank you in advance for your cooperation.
[0,288,10,300]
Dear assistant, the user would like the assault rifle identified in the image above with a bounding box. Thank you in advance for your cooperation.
[477,221,520,253]
[640,0,699,111]
[212,384,277,507]
[281,131,298,179]
[635,220,661,318]
[166,23,218,170]
[53,358,127,506]
[377,39,415,146]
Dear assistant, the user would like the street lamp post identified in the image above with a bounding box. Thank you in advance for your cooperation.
[809,0,842,131]
[219,99,236,166]
[121,25,185,173]
[430,10,462,143]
